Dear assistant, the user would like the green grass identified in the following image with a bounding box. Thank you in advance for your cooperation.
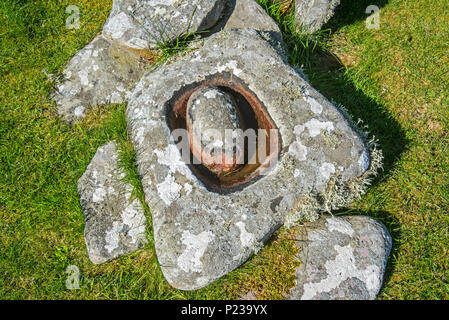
[257,0,333,67]
[1,0,448,299]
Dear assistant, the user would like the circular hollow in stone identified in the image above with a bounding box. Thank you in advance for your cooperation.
[166,73,281,194]
[186,87,245,176]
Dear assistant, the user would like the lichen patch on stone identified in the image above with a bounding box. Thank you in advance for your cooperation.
[301,244,381,300]
[325,216,354,237]
[178,230,215,273]
[235,221,257,248]
[156,175,183,206]
[288,215,392,300]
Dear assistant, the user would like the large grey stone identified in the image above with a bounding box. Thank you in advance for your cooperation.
[102,0,225,49]
[53,35,148,124]
[287,215,392,300]
[78,142,147,264]
[295,0,340,34]
[126,29,378,290]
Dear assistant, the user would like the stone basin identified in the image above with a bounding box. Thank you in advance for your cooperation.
[126,28,374,290]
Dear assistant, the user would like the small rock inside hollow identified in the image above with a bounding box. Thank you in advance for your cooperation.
[186,87,246,176]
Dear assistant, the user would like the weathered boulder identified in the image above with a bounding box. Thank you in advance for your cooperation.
[287,215,392,300]
[126,29,378,290]
[102,0,225,49]
[78,142,147,264]
[295,0,340,34]
[53,35,148,124]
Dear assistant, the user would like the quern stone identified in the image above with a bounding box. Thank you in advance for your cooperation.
[287,215,392,300]
[126,29,378,290]
[295,0,340,34]
[78,142,148,264]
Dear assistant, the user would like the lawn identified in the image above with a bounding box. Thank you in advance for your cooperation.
[0,0,448,299]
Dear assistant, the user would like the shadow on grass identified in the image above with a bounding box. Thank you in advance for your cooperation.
[296,0,408,183]
[324,0,390,32]
[297,0,407,289]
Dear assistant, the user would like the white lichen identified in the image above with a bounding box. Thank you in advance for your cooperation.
[121,200,147,243]
[216,60,243,76]
[319,162,336,180]
[184,183,193,195]
[301,244,381,300]
[235,221,257,248]
[303,119,334,138]
[92,187,106,203]
[203,88,222,99]
[289,141,308,161]
[78,69,89,87]
[103,12,134,39]
[104,199,147,254]
[288,124,308,161]
[104,221,121,254]
[74,106,85,118]
[156,175,182,206]
[154,144,196,181]
[305,96,323,114]
[178,230,214,273]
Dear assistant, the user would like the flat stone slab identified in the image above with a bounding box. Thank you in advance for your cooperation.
[126,29,376,290]
[295,0,340,34]
[102,0,225,49]
[53,35,148,124]
[287,215,392,300]
[78,142,147,264]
